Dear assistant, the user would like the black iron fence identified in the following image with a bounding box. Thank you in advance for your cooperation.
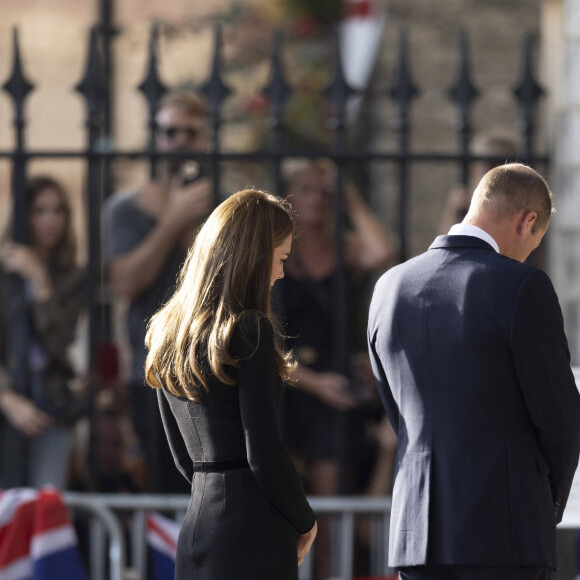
[0,23,548,488]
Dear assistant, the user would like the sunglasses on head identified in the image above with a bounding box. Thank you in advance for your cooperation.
[157,125,200,140]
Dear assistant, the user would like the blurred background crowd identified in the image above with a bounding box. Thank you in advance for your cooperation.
[1,0,580,577]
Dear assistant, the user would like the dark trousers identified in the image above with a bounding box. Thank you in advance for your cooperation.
[398,565,554,580]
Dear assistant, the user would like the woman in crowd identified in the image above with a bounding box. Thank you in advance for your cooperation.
[145,189,317,579]
[275,159,396,577]
[276,159,395,496]
[0,175,85,489]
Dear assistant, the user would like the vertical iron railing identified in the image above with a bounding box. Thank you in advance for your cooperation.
[0,24,547,493]
[263,28,292,195]
[138,22,166,180]
[514,32,545,163]
[325,32,355,494]
[449,30,479,187]
[75,27,106,377]
[389,30,419,263]
[2,28,34,487]
[201,25,231,207]
[97,0,118,200]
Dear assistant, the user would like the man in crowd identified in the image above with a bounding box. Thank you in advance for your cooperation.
[368,163,580,579]
[104,91,212,493]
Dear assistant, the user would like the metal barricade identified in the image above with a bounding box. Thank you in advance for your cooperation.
[62,492,393,580]
[63,492,127,580]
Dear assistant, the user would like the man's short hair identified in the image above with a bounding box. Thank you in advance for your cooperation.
[472,163,554,232]
[157,91,207,119]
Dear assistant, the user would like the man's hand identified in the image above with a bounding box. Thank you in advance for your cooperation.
[297,520,317,567]
[165,177,212,230]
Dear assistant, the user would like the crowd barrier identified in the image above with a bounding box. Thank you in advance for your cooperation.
[62,493,393,580]
[57,371,580,578]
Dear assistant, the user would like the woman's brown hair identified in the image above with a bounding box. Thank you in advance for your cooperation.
[2,175,77,269]
[145,189,295,400]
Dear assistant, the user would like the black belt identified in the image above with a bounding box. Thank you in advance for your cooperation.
[192,458,249,473]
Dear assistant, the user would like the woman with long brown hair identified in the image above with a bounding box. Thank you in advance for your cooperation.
[0,175,85,488]
[145,189,316,579]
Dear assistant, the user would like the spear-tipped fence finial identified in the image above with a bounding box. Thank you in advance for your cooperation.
[324,29,356,131]
[448,29,479,184]
[513,32,545,158]
[138,22,167,118]
[448,29,479,121]
[201,24,232,124]
[75,27,106,125]
[389,29,419,114]
[513,32,544,107]
[262,29,293,131]
[2,28,35,121]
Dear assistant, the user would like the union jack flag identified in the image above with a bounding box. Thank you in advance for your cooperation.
[0,488,85,580]
[146,511,180,580]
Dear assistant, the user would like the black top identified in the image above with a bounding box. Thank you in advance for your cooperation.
[157,311,315,534]
[274,272,335,372]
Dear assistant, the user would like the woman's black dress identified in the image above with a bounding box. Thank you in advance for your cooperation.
[157,312,315,580]
[274,270,359,462]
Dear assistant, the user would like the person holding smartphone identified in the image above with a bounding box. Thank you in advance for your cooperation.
[103,91,212,493]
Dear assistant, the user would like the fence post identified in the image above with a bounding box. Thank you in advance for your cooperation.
[513,32,544,163]
[201,24,231,208]
[263,28,292,194]
[389,29,418,263]
[75,26,106,379]
[138,22,167,180]
[2,28,34,487]
[325,30,355,494]
[96,0,119,200]
[448,30,479,186]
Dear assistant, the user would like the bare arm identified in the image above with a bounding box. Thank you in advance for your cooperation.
[291,365,358,411]
[0,389,53,437]
[109,213,184,300]
[345,185,396,272]
[0,243,53,300]
[365,416,397,496]
[109,179,211,300]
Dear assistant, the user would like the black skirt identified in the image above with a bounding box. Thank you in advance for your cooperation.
[176,467,298,580]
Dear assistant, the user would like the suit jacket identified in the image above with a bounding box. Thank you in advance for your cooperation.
[367,235,580,568]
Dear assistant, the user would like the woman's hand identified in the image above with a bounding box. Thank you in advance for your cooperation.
[0,243,53,300]
[297,519,317,567]
[293,365,358,411]
[0,390,53,437]
[311,372,359,410]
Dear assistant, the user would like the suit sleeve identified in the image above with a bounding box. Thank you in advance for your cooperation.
[157,388,194,484]
[512,269,580,523]
[235,314,315,534]
[367,288,400,436]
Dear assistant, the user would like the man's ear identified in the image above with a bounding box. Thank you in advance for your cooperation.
[517,211,538,236]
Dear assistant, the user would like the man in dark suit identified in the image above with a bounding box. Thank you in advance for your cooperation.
[368,163,580,580]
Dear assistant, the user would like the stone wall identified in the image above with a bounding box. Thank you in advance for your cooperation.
[542,0,580,363]
[366,0,544,257]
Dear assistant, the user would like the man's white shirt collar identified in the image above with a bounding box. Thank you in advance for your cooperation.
[448,223,500,254]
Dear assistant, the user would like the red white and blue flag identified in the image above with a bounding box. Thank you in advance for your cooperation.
[0,488,85,580]
[146,511,180,580]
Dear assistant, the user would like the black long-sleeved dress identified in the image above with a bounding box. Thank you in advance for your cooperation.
[157,311,315,580]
